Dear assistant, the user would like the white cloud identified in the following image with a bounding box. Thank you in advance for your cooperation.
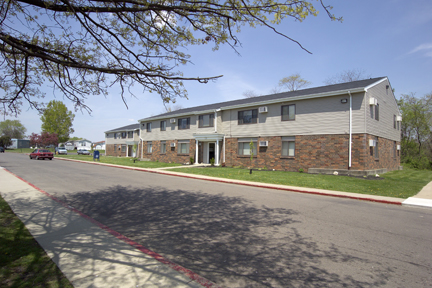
[409,43,432,58]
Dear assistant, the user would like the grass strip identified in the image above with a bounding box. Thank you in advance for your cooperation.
[55,154,183,168]
[0,195,73,288]
[168,167,432,199]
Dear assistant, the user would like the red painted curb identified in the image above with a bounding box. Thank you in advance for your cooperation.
[3,168,221,288]
[55,157,403,206]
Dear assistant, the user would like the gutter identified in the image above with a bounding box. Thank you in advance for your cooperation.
[348,91,353,169]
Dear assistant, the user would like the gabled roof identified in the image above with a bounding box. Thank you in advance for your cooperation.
[139,77,388,122]
[105,124,140,133]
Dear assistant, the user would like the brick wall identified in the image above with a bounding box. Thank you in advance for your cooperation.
[225,134,400,172]
[106,144,127,157]
[141,139,196,164]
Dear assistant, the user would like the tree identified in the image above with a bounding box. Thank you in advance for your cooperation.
[29,132,59,148]
[0,0,341,116]
[242,90,261,98]
[40,100,75,143]
[324,69,371,85]
[0,119,27,139]
[0,135,12,148]
[397,92,432,169]
[278,74,311,92]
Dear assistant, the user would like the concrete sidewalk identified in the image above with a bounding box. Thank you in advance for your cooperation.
[0,167,218,288]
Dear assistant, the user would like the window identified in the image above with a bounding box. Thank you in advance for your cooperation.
[147,123,152,132]
[121,144,126,152]
[178,140,190,154]
[281,104,296,121]
[160,141,166,154]
[121,132,127,139]
[199,114,214,128]
[238,109,258,125]
[375,104,379,121]
[178,118,190,130]
[147,141,152,153]
[282,136,295,157]
[397,120,400,131]
[160,120,166,131]
[114,133,117,139]
[393,141,396,158]
[394,115,396,129]
[238,138,257,156]
[114,144,117,151]
[370,105,374,119]
[128,131,133,138]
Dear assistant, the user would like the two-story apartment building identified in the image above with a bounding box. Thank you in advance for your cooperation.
[105,124,140,157]
[133,77,401,174]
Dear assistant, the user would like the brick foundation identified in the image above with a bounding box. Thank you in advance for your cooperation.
[225,134,400,172]
[109,134,400,172]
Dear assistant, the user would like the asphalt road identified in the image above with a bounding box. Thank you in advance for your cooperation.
[1,153,432,287]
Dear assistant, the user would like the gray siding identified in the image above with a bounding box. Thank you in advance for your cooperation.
[222,93,366,138]
[365,79,401,141]
[140,114,219,141]
[105,131,140,145]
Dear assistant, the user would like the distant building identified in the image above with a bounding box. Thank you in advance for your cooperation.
[8,139,30,149]
[93,141,106,150]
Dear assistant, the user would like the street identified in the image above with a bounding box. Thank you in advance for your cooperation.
[1,153,431,287]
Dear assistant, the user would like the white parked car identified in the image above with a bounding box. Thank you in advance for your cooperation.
[77,149,91,155]
[58,147,68,155]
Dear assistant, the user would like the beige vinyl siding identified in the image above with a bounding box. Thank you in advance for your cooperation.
[105,131,139,145]
[365,80,401,141]
[222,93,366,138]
[140,116,199,141]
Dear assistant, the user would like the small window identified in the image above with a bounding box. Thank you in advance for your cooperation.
[375,104,379,121]
[114,144,117,151]
[160,141,166,154]
[128,131,133,138]
[238,109,258,125]
[147,123,152,132]
[397,121,400,130]
[281,136,295,157]
[114,133,117,139]
[147,141,152,153]
[394,115,396,129]
[160,120,166,131]
[178,118,190,130]
[281,104,295,121]
[393,141,396,158]
[178,141,190,154]
[121,144,126,152]
[199,114,215,128]
[238,138,257,156]
[121,132,127,139]
[370,105,374,119]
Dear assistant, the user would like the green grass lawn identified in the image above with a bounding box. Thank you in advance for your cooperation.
[168,167,432,199]
[0,196,73,288]
[55,154,182,168]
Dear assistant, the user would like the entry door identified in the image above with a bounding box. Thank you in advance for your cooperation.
[209,143,215,162]
[128,145,133,157]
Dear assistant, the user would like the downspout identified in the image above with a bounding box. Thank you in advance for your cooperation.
[348,91,353,169]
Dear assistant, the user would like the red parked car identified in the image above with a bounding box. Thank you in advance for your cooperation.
[29,149,54,160]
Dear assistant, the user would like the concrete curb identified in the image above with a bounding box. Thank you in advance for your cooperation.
[402,197,432,209]
[55,157,405,206]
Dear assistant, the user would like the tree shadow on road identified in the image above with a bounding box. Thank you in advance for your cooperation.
[63,185,392,288]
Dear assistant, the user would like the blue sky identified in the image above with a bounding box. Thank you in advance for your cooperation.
[7,0,432,142]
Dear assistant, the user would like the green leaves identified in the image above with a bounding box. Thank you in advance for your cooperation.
[40,100,75,143]
[1,0,340,115]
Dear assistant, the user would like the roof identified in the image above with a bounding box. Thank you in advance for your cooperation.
[139,77,388,122]
[105,124,140,133]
